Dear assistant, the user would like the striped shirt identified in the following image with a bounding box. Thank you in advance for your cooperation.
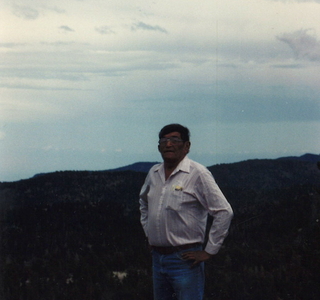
[139,156,233,255]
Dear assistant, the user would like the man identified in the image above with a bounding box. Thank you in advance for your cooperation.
[139,124,233,300]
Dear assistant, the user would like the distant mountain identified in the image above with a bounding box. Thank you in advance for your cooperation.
[31,162,159,180]
[108,153,320,174]
[276,153,320,163]
[208,156,320,191]
[1,153,320,300]
[30,153,319,180]
[108,162,159,173]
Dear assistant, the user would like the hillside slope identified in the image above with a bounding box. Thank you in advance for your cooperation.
[0,157,319,300]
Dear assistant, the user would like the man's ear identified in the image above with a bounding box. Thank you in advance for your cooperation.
[185,141,191,153]
[158,144,161,152]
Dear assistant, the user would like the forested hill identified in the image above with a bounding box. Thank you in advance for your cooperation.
[0,155,320,300]
[209,156,320,190]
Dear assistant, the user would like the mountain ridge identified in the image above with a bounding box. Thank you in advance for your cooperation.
[106,153,320,173]
[0,153,319,299]
[28,153,319,181]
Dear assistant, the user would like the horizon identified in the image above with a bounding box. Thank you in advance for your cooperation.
[2,151,319,183]
[1,0,320,183]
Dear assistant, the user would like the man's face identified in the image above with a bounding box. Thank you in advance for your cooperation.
[158,131,190,164]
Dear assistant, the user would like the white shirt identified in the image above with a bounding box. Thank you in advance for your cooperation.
[139,156,233,255]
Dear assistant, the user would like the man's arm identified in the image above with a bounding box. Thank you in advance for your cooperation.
[139,180,150,237]
[198,170,234,255]
[182,170,233,266]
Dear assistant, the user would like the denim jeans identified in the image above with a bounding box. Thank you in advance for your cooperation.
[152,245,205,300]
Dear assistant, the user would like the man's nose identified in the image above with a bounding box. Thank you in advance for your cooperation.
[164,139,173,146]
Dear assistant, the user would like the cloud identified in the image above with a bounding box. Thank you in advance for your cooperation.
[0,82,84,91]
[12,5,39,20]
[269,0,320,2]
[59,26,75,32]
[0,130,6,140]
[45,5,65,14]
[95,26,115,35]
[10,3,65,20]
[0,43,26,48]
[40,41,77,46]
[131,22,168,34]
[277,29,320,61]
[271,63,303,69]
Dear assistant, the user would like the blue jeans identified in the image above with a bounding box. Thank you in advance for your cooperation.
[152,245,205,300]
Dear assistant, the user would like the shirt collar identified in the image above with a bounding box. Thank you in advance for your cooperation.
[154,156,191,174]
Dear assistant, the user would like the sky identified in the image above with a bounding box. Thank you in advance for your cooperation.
[0,0,320,182]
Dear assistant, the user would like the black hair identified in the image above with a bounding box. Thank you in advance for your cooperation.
[158,124,190,142]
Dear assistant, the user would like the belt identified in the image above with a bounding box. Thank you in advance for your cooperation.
[151,243,201,255]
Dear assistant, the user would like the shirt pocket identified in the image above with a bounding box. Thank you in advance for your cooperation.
[165,189,197,211]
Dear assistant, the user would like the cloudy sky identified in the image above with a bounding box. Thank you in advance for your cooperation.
[1,0,320,181]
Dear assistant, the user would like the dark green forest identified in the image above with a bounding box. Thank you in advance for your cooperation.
[0,157,320,300]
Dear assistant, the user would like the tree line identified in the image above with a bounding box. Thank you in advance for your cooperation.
[1,159,319,300]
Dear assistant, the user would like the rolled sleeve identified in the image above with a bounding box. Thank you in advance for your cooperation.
[139,178,150,237]
[197,170,233,255]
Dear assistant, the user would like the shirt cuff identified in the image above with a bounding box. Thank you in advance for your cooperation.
[204,244,221,255]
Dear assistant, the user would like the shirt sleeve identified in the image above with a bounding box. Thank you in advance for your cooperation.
[139,173,150,238]
[196,169,233,255]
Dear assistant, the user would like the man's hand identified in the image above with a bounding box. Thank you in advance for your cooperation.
[181,250,212,267]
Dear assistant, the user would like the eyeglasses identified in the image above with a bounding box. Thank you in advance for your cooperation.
[159,137,184,145]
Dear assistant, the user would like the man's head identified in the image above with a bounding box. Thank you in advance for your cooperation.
[159,124,190,142]
[158,124,191,165]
